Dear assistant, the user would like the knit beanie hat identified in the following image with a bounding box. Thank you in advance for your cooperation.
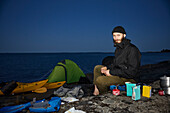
[112,26,126,34]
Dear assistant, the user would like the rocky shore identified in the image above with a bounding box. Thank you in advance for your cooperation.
[58,80,170,113]
[58,60,170,113]
[0,60,170,113]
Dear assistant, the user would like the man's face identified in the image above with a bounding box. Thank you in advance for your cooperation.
[113,32,126,44]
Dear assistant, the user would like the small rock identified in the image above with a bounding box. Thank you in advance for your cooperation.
[102,98,115,104]
[102,106,110,113]
[149,109,158,113]
[89,105,97,109]
[95,108,102,113]
[93,102,98,106]
[81,97,89,101]
[88,101,93,104]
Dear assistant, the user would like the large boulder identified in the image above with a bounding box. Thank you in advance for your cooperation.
[139,60,170,83]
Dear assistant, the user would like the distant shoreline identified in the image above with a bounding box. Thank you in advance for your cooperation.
[146,49,170,53]
[0,52,170,54]
[0,49,170,54]
[0,52,114,54]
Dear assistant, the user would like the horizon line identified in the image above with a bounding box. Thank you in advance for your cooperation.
[0,51,165,54]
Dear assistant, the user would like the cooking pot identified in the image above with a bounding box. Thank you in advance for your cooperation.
[162,87,170,95]
[160,76,170,88]
[160,75,170,95]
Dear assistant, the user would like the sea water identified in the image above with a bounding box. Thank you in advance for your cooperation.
[0,52,170,82]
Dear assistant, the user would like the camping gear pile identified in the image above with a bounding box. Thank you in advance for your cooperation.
[110,75,170,101]
[110,83,152,100]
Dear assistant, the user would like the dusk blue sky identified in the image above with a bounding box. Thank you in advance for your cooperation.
[0,0,170,53]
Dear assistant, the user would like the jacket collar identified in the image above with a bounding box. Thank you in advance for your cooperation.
[115,38,131,49]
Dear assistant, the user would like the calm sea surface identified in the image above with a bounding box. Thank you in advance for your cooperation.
[0,52,170,82]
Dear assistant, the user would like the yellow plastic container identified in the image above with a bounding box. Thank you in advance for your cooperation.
[142,85,152,98]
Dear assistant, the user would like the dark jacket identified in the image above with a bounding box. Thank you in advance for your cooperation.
[107,38,141,82]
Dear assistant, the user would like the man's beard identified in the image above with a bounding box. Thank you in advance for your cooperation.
[113,36,125,44]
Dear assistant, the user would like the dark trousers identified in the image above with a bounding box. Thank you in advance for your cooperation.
[93,65,136,94]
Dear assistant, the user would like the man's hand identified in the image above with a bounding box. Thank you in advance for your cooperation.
[101,67,112,76]
[101,67,107,73]
[104,70,112,76]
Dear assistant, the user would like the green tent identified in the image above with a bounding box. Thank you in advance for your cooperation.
[47,59,86,83]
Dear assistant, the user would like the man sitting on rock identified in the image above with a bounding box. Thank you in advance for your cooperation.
[93,26,141,95]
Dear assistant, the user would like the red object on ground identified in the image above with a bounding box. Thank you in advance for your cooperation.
[158,90,165,96]
[112,89,120,95]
